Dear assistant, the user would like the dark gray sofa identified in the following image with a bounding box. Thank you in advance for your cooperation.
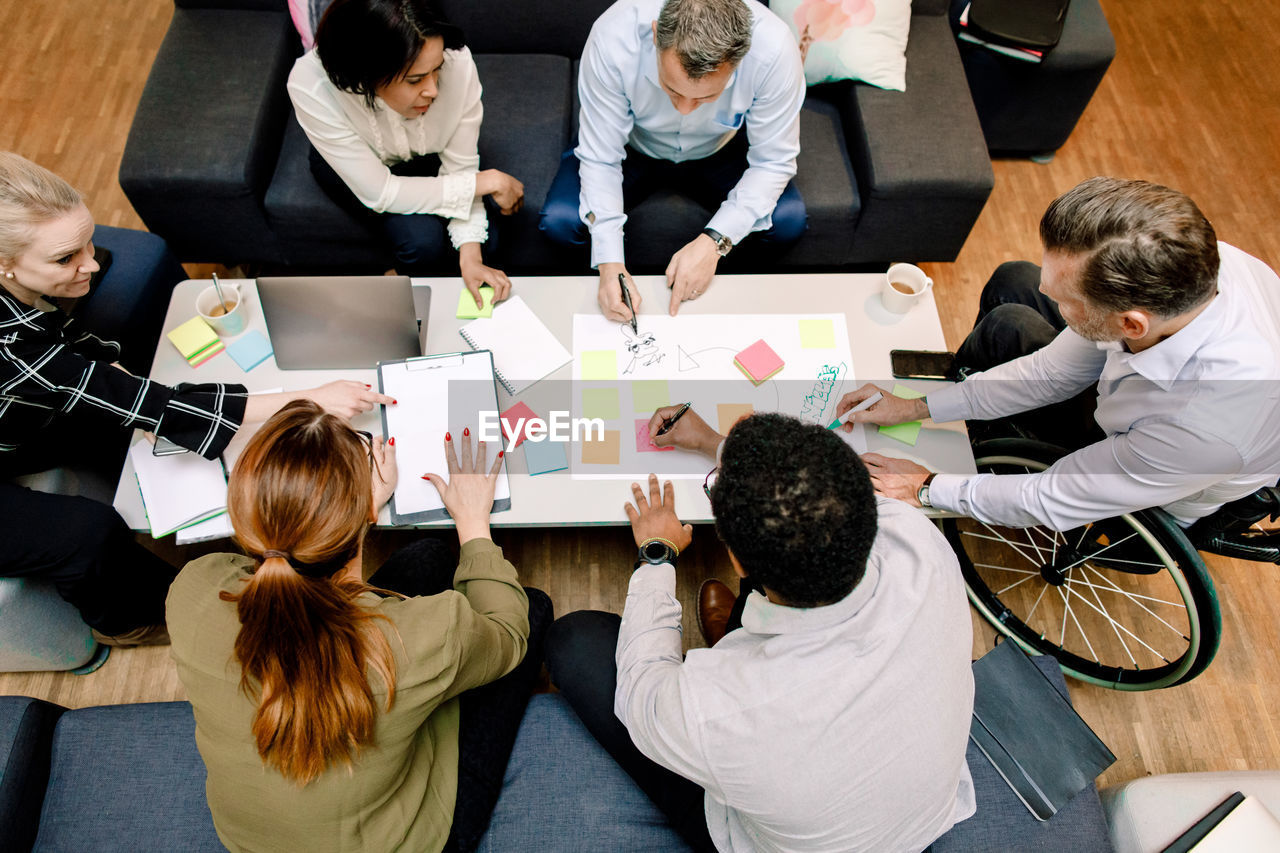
[0,657,1111,852]
[120,0,993,274]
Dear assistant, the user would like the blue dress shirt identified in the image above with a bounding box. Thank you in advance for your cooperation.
[575,0,805,268]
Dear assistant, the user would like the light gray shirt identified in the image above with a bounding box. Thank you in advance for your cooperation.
[926,242,1280,531]
[575,0,805,267]
[615,497,977,853]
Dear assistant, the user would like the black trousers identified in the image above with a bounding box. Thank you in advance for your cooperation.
[954,261,1105,451]
[368,538,551,853]
[545,609,718,853]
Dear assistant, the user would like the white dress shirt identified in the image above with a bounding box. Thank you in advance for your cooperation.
[615,497,976,853]
[575,0,805,268]
[926,242,1280,531]
[287,48,488,249]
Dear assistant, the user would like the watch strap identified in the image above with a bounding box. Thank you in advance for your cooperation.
[701,228,733,256]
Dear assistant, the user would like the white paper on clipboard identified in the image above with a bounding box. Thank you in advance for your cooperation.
[378,351,511,524]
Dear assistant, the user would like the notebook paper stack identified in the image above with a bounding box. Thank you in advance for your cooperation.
[167,317,224,366]
[128,441,228,537]
[459,296,571,394]
[734,339,784,385]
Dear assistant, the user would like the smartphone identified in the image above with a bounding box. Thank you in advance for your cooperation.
[152,435,189,456]
[890,349,956,380]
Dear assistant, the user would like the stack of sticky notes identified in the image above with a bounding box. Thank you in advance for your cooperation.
[456,285,496,319]
[734,339,784,385]
[167,317,224,366]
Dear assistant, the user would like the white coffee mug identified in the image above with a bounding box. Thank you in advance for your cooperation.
[196,282,246,336]
[881,263,934,314]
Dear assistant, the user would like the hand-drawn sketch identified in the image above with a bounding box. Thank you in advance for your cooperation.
[620,324,666,374]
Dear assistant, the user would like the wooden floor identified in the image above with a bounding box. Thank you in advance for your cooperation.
[3,0,1279,791]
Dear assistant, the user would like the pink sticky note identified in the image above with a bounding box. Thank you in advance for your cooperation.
[635,419,675,453]
[500,401,540,449]
[733,339,784,385]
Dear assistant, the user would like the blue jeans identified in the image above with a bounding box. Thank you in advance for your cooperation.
[538,134,806,255]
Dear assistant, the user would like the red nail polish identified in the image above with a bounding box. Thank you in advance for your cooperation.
[388,437,395,446]
[445,432,452,442]
[464,427,470,437]
[421,474,430,480]
[498,450,504,458]
[393,399,398,405]
[364,384,371,389]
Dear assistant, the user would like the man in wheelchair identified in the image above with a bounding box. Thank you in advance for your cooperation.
[838,176,1280,541]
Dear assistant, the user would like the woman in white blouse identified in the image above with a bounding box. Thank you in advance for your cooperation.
[289,0,523,307]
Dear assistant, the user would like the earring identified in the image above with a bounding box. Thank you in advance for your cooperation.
[3,272,12,279]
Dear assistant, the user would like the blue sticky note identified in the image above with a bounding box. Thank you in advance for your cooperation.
[226,330,273,372]
[523,436,568,475]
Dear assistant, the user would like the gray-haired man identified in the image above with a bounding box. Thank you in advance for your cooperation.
[539,0,807,319]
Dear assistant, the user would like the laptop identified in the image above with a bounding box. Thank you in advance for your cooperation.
[257,275,429,369]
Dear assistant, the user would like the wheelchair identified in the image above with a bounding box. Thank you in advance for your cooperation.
[942,438,1280,691]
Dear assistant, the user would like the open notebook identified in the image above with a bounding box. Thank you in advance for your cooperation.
[459,296,570,394]
[129,440,227,537]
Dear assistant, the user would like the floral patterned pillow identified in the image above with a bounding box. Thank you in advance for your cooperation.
[772,0,913,91]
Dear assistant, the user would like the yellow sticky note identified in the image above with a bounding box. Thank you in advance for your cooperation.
[582,388,620,420]
[879,383,926,445]
[798,319,835,349]
[580,350,617,380]
[167,316,220,358]
[717,403,755,435]
[631,380,670,414]
[456,285,495,319]
[581,430,621,465]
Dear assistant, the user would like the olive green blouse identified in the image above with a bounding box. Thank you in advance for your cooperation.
[166,539,529,853]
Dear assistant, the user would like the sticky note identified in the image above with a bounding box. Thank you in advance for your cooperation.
[582,430,621,465]
[186,340,224,367]
[524,437,568,475]
[635,419,674,453]
[580,350,617,381]
[878,384,926,445]
[733,339,784,385]
[456,285,495,319]
[798,319,835,349]
[500,401,540,449]
[582,387,620,420]
[167,316,220,360]
[717,403,754,435]
[630,380,670,414]
[226,330,273,372]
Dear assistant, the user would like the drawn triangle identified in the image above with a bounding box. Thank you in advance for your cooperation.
[677,346,701,372]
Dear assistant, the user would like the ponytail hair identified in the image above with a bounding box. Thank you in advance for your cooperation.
[222,399,396,785]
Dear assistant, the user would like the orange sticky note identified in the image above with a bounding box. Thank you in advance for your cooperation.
[717,403,755,435]
[581,430,621,465]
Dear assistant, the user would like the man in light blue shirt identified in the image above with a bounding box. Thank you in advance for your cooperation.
[539,0,806,319]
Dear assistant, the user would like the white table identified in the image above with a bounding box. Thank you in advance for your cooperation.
[114,274,975,530]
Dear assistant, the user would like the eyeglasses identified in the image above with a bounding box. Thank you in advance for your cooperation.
[703,466,718,499]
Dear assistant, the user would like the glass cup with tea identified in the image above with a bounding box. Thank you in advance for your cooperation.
[881,263,934,314]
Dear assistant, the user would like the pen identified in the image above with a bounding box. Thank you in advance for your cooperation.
[835,391,883,426]
[656,401,693,436]
[618,273,638,335]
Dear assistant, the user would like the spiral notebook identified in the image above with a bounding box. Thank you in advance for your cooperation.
[458,296,570,394]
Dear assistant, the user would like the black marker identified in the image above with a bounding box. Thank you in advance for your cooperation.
[656,402,692,436]
[618,273,638,335]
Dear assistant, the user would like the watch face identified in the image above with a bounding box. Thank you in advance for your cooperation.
[641,540,674,563]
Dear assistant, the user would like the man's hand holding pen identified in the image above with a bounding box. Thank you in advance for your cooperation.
[648,404,724,457]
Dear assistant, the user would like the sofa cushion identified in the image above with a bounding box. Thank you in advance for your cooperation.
[33,703,223,853]
[0,696,65,853]
[477,693,690,852]
[439,0,616,58]
[120,5,296,264]
[474,54,576,272]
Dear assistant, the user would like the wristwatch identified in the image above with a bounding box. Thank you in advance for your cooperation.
[917,472,938,508]
[701,228,733,257]
[635,538,680,571]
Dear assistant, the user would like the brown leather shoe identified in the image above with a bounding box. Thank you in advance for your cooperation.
[697,579,737,647]
[91,624,170,647]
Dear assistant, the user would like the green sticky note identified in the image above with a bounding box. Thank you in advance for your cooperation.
[878,383,926,445]
[456,285,495,319]
[582,387,620,420]
[631,380,670,414]
[798,318,835,349]
[580,350,617,380]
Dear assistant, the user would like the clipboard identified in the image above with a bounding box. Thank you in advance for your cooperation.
[377,351,512,524]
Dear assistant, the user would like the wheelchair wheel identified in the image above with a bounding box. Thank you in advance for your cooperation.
[943,439,1222,691]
